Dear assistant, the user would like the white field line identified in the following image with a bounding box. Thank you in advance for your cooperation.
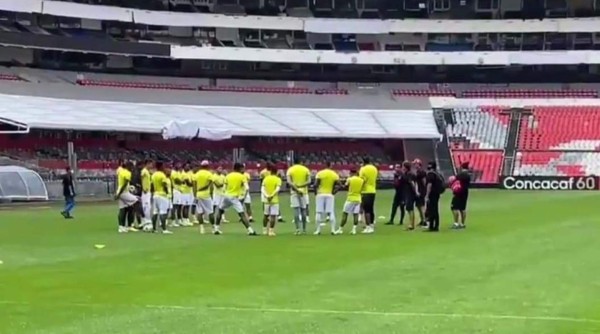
[1,300,599,324]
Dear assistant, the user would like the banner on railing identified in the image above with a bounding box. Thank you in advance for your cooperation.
[500,176,599,191]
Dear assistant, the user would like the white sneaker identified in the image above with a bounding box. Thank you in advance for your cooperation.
[118,226,128,233]
[319,222,326,227]
[313,230,321,235]
[351,229,357,235]
[306,217,311,223]
[335,229,343,235]
[361,227,374,234]
[162,230,173,235]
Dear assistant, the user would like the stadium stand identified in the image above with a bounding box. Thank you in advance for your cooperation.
[2,0,600,195]
[518,106,600,151]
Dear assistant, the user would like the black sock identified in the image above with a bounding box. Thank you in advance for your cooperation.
[399,206,405,225]
[152,215,158,231]
[118,208,127,227]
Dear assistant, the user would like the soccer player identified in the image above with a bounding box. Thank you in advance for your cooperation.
[359,157,378,234]
[140,160,153,228]
[194,160,214,234]
[129,161,145,228]
[413,159,428,227]
[425,161,444,232]
[214,162,257,236]
[170,163,184,227]
[243,167,254,222]
[115,161,139,233]
[339,169,364,235]
[150,162,173,234]
[314,162,340,235]
[260,162,284,223]
[60,167,75,219]
[261,164,282,236]
[286,158,311,234]
[399,161,419,231]
[179,163,194,227]
[387,164,405,226]
[212,167,228,223]
[452,162,471,229]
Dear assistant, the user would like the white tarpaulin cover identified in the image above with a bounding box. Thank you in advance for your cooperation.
[0,93,440,139]
[162,121,233,140]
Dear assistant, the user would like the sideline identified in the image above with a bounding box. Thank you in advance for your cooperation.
[1,300,598,324]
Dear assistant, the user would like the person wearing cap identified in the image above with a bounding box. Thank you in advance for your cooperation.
[451,162,471,229]
[193,160,215,234]
[424,161,445,232]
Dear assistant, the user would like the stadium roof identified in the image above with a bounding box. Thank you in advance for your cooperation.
[0,93,440,139]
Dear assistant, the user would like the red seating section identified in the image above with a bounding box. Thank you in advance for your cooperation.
[462,89,598,98]
[199,85,311,94]
[0,73,23,81]
[518,106,600,150]
[315,89,349,95]
[392,89,456,97]
[452,150,503,183]
[77,79,195,90]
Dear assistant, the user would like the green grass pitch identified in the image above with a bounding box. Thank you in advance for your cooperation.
[1,189,600,334]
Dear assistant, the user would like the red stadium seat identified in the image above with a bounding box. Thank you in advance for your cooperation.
[461,89,598,99]
[452,150,503,183]
[198,85,312,94]
[518,106,600,150]
[391,89,456,97]
[77,79,195,91]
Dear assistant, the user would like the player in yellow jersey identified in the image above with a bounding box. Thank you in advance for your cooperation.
[150,162,173,234]
[286,158,311,234]
[359,157,379,234]
[178,163,194,227]
[211,166,228,223]
[339,169,365,235]
[242,167,254,222]
[194,160,214,234]
[260,162,285,224]
[261,164,281,236]
[313,162,340,235]
[140,159,153,228]
[115,161,139,233]
[214,163,257,236]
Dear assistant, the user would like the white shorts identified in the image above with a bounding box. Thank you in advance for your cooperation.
[244,192,251,204]
[213,194,223,207]
[182,193,194,206]
[172,190,183,205]
[153,196,170,215]
[263,203,280,216]
[315,194,335,214]
[118,191,138,208]
[219,196,245,214]
[196,198,214,215]
[141,192,151,209]
[343,201,361,215]
[290,192,309,208]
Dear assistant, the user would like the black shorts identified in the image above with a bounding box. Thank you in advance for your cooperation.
[415,195,425,207]
[361,193,376,214]
[451,195,468,211]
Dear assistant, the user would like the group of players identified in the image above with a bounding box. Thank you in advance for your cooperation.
[112,157,470,236]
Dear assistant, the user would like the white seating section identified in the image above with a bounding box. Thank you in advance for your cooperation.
[514,152,600,176]
[446,108,508,149]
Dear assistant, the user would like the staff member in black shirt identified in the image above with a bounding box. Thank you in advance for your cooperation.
[413,159,427,227]
[386,164,405,226]
[425,161,444,232]
[400,161,419,231]
[451,162,471,229]
[60,167,75,219]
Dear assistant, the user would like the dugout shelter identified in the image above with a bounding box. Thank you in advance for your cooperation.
[0,166,48,201]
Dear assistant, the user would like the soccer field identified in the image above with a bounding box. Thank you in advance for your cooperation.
[1,190,599,334]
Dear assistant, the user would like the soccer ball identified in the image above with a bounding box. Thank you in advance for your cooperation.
[142,224,153,232]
